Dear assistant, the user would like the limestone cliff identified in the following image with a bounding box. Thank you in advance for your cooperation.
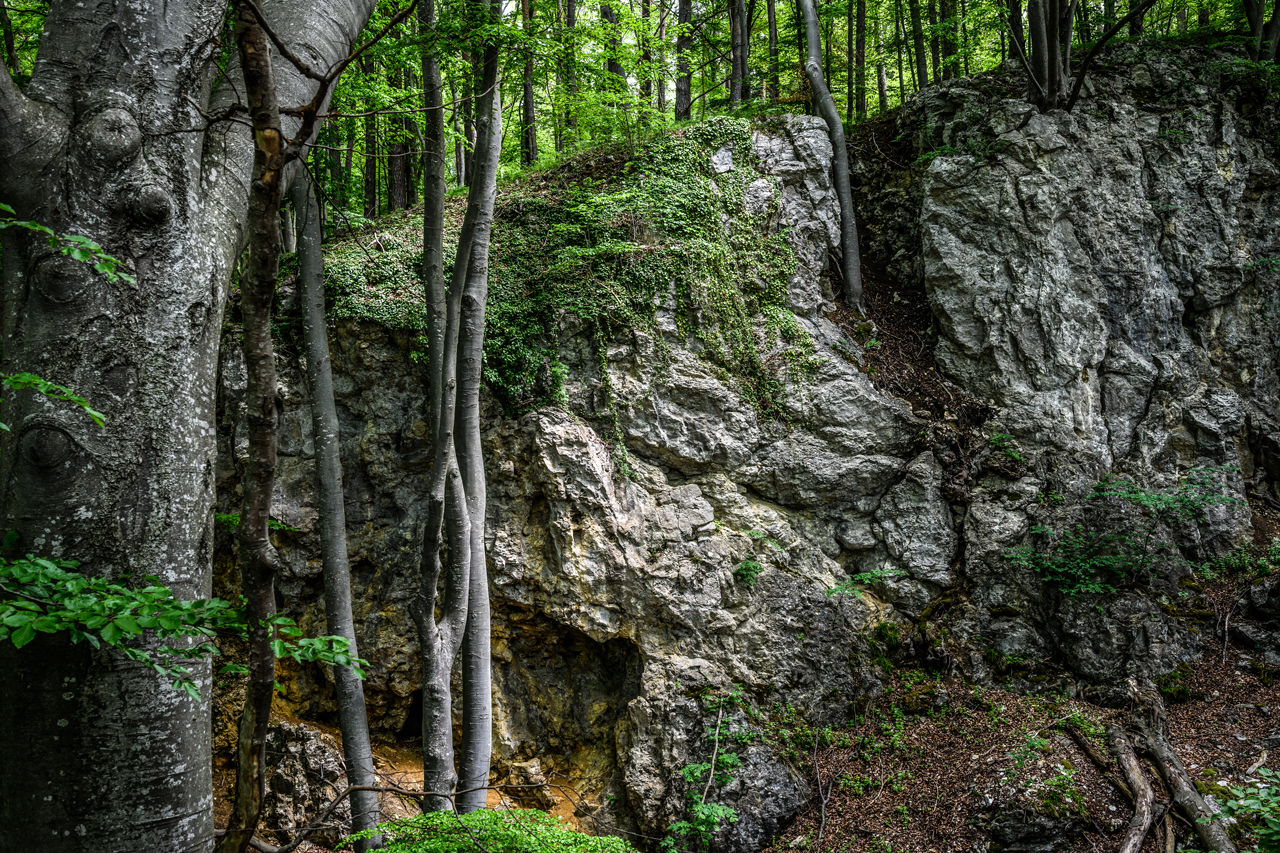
[216,44,1280,852]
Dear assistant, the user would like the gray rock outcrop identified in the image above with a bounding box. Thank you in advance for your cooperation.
[215,49,1280,849]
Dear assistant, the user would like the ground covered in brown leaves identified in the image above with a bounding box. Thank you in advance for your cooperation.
[764,589,1280,853]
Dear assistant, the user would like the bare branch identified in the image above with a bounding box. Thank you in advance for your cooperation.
[1065,0,1158,110]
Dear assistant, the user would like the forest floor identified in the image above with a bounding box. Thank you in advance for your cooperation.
[763,572,1280,853]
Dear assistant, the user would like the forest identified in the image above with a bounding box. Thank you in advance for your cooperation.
[0,0,1278,848]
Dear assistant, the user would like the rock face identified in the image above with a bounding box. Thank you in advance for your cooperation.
[216,51,1280,849]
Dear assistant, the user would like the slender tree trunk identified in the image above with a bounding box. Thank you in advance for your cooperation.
[417,0,503,816]
[216,4,287,850]
[846,1,854,123]
[461,51,474,186]
[362,56,378,218]
[1128,0,1145,35]
[940,0,956,77]
[280,205,297,253]
[730,0,743,103]
[767,0,779,101]
[522,0,537,164]
[657,6,668,110]
[906,0,928,90]
[797,0,865,313]
[565,0,578,131]
[928,0,941,82]
[641,0,653,102]
[855,0,867,118]
[0,0,19,78]
[676,0,692,118]
[876,21,889,111]
[738,0,751,100]
[896,0,908,95]
[602,3,626,90]
[291,173,381,852]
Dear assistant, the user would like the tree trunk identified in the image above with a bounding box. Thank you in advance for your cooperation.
[657,6,667,111]
[602,3,626,91]
[876,20,889,111]
[215,5,288,852]
[1136,715,1239,853]
[416,0,503,816]
[928,0,941,82]
[767,0,779,101]
[281,205,297,254]
[797,0,865,313]
[291,172,381,853]
[641,0,653,102]
[906,0,928,90]
[522,0,537,164]
[1128,0,1145,36]
[565,0,578,131]
[362,56,378,218]
[729,0,743,103]
[855,0,867,118]
[940,0,956,77]
[676,0,692,118]
[0,0,19,78]
[737,0,751,100]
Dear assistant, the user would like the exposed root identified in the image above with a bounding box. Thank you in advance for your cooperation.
[1106,725,1156,853]
[1134,712,1238,853]
[1069,723,1135,803]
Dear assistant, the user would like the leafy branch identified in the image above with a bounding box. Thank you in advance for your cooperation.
[0,203,135,284]
[0,544,366,700]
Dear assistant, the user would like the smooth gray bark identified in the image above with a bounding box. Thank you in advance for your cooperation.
[797,0,866,313]
[415,0,501,815]
[292,173,381,852]
[0,0,376,848]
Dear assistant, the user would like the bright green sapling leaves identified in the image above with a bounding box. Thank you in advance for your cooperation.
[0,542,366,700]
[0,203,136,284]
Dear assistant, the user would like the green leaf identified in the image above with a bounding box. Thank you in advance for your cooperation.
[11,623,36,649]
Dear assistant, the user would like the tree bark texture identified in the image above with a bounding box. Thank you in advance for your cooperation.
[0,0,375,848]
[767,0,779,101]
[797,0,865,313]
[522,0,538,164]
[676,0,692,118]
[602,3,626,91]
[855,0,867,118]
[906,0,929,90]
[416,0,503,815]
[291,173,381,852]
[1136,716,1238,853]
[729,0,743,103]
[215,5,288,851]
[1107,725,1156,853]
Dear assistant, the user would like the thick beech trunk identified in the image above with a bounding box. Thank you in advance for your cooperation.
[0,0,374,848]
[292,173,381,852]
[798,0,865,313]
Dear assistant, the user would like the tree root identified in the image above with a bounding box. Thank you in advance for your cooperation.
[1134,713,1238,853]
[1069,722,1135,803]
[1107,725,1156,853]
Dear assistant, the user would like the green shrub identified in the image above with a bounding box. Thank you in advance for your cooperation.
[1207,767,1280,853]
[356,808,637,853]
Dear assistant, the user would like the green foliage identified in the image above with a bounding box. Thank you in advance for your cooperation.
[0,203,135,284]
[0,372,105,429]
[827,566,907,599]
[1247,258,1280,273]
[357,808,636,853]
[1205,767,1280,853]
[0,540,366,700]
[214,512,302,534]
[1006,468,1242,596]
[988,432,1026,463]
[733,559,763,587]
